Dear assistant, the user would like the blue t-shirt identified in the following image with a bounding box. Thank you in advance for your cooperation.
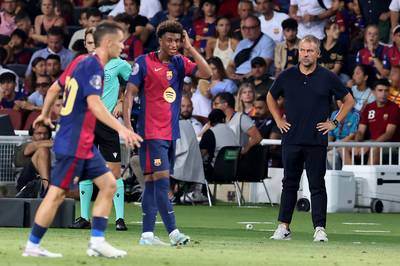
[0,91,25,109]
[329,110,360,140]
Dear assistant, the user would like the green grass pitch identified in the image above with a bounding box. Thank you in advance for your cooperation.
[0,203,399,265]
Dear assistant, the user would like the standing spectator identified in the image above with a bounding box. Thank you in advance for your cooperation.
[206,56,237,97]
[235,82,257,117]
[257,0,289,44]
[68,8,102,51]
[205,16,238,69]
[248,56,274,96]
[45,54,62,83]
[0,0,17,36]
[319,18,345,76]
[227,15,275,80]
[355,25,390,78]
[289,0,339,40]
[386,25,400,69]
[231,0,254,40]
[274,17,299,76]
[350,64,376,113]
[114,13,143,63]
[344,79,400,165]
[214,92,263,154]
[24,57,46,95]
[27,75,52,108]
[31,0,66,45]
[267,35,354,241]
[25,26,74,77]
[193,0,218,54]
[389,65,400,107]
[4,29,33,65]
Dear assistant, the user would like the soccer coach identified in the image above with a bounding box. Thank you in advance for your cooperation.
[267,35,354,242]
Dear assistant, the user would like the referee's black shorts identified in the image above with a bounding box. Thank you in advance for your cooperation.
[94,120,121,163]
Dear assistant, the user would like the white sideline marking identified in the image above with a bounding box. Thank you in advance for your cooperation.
[353,230,391,233]
[237,221,274,224]
[343,222,380,226]
[238,206,262,209]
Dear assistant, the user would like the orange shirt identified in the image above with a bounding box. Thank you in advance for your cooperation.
[388,86,400,107]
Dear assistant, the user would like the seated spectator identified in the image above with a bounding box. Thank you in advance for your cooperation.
[214,92,262,154]
[0,47,21,92]
[181,95,203,135]
[227,15,275,81]
[31,0,66,45]
[14,11,35,48]
[73,0,97,8]
[45,54,62,82]
[230,0,254,40]
[386,25,400,69]
[114,13,144,63]
[183,76,195,96]
[108,0,162,21]
[199,108,239,175]
[205,16,238,69]
[27,75,52,108]
[389,65,400,107]
[355,25,389,78]
[319,18,345,76]
[0,72,25,109]
[206,56,237,97]
[191,81,212,117]
[16,125,52,197]
[256,0,289,44]
[350,64,376,113]
[0,0,17,36]
[356,0,390,42]
[192,0,218,54]
[253,95,281,140]
[248,56,274,96]
[78,8,89,28]
[274,17,299,77]
[24,57,47,95]
[4,29,32,65]
[25,26,74,77]
[68,8,102,51]
[344,79,400,165]
[235,82,256,117]
[50,94,63,123]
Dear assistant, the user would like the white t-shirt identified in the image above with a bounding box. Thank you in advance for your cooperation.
[108,0,162,18]
[259,11,289,44]
[191,90,212,117]
[390,0,400,11]
[290,0,332,39]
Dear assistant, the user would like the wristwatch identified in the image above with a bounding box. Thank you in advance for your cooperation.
[332,119,339,128]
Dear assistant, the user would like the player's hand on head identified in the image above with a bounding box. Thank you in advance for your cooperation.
[182,30,192,50]
[33,114,55,129]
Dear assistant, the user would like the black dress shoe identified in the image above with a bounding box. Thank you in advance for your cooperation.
[70,217,91,229]
[115,218,128,231]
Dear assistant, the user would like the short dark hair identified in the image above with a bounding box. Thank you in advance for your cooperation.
[86,8,102,19]
[216,92,235,109]
[156,20,183,39]
[372,78,391,90]
[282,18,298,30]
[46,54,61,62]
[32,57,46,67]
[93,21,124,47]
[10,29,28,42]
[47,26,65,39]
[208,109,226,126]
[244,15,261,27]
[0,72,16,84]
[255,95,266,102]
[114,13,132,25]
[15,11,31,23]
[251,57,266,67]
[29,124,52,139]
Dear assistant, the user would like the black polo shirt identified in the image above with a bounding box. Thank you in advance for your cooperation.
[269,65,348,146]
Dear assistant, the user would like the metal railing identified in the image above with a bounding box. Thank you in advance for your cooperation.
[0,136,29,184]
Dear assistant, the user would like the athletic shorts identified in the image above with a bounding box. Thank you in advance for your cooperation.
[94,120,121,162]
[139,139,176,175]
[51,147,110,190]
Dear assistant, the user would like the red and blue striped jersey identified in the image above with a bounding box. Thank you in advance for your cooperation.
[53,54,104,159]
[129,52,197,140]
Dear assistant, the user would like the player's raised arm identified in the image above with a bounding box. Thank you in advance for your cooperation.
[33,81,62,129]
[123,82,139,131]
[182,30,212,79]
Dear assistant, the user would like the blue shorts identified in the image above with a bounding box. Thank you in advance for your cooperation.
[139,140,176,175]
[51,147,110,190]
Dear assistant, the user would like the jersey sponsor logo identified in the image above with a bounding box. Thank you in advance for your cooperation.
[166,70,173,80]
[163,87,176,103]
[131,63,140,75]
[104,73,111,82]
[273,28,280,34]
[368,110,375,120]
[154,158,162,166]
[89,75,102,90]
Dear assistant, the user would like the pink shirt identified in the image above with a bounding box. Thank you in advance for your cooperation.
[0,11,16,36]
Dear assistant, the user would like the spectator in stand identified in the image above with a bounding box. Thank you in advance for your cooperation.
[180,94,203,135]
[390,0,400,30]
[25,26,74,77]
[115,0,149,43]
[256,0,289,44]
[289,0,339,40]
[191,80,212,118]
[235,82,257,117]
[0,72,27,109]
[78,8,89,28]
[68,8,102,51]
[344,79,400,165]
[253,95,281,139]
[45,54,62,83]
[24,57,46,96]
[73,0,97,8]
[205,16,238,69]
[3,29,32,65]
[192,0,218,54]
[206,56,237,97]
[31,0,66,45]
[274,17,299,77]
[389,65,400,107]
[50,94,63,123]
[248,56,274,96]
[386,25,400,69]
[227,15,275,81]
[0,0,17,36]
[114,12,143,63]
[356,0,390,42]
[355,25,390,78]
[14,11,35,48]
[319,18,345,76]
[108,0,162,19]
[349,64,376,113]
[231,0,254,40]
[27,74,52,109]
[214,92,262,154]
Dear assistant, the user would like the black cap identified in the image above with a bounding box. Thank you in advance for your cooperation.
[251,57,266,68]
[281,18,298,30]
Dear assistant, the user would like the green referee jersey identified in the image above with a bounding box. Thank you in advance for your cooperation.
[102,57,132,112]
